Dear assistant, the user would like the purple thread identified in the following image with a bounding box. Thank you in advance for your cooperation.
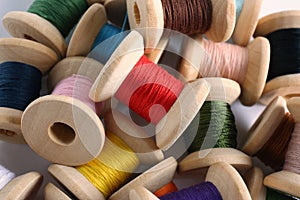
[52,75,102,116]
[160,182,223,200]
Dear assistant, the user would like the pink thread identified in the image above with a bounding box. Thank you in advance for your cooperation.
[115,56,185,124]
[283,123,300,174]
[52,75,102,116]
[200,39,249,84]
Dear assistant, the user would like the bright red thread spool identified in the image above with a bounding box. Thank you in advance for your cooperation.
[115,55,185,124]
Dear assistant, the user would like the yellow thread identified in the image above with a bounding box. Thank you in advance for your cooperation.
[76,131,139,198]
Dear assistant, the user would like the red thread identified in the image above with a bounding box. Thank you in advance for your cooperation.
[115,56,184,124]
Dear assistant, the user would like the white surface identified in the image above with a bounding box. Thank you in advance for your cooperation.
[0,0,299,199]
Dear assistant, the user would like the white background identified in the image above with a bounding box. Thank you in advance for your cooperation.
[0,0,299,199]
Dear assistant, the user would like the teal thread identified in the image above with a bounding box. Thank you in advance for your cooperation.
[266,188,295,200]
[235,0,244,24]
[28,0,88,37]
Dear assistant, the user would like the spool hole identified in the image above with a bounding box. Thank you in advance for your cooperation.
[134,2,141,25]
[48,122,76,146]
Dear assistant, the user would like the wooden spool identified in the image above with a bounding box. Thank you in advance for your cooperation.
[0,171,43,200]
[0,38,58,144]
[254,10,300,105]
[104,0,129,29]
[243,167,266,200]
[232,0,263,46]
[48,157,177,200]
[179,35,270,106]
[89,31,210,150]
[242,96,287,155]
[126,0,235,53]
[264,97,300,198]
[21,57,105,166]
[1,0,99,58]
[129,162,251,200]
[178,78,252,173]
[104,109,164,165]
[67,3,107,57]
[44,183,72,200]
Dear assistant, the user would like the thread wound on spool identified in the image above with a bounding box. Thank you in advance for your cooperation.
[283,123,300,174]
[0,62,42,111]
[161,0,212,35]
[160,182,222,200]
[265,28,300,81]
[183,101,237,154]
[200,39,249,84]
[154,182,178,197]
[92,24,122,50]
[76,132,139,198]
[52,74,102,116]
[115,55,185,124]
[28,0,88,37]
[89,31,128,64]
[255,113,294,170]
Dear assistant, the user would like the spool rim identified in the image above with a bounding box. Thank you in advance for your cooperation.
[44,183,72,200]
[240,36,270,106]
[67,3,107,57]
[48,164,105,200]
[242,96,287,155]
[126,0,164,53]
[22,95,105,166]
[109,157,177,200]
[254,10,300,37]
[0,172,42,200]
[155,79,210,150]
[260,74,300,105]
[0,38,58,74]
[232,0,263,46]
[203,78,241,104]
[178,148,252,173]
[205,162,252,200]
[243,167,267,200]
[264,170,300,198]
[205,0,236,42]
[48,57,103,92]
[0,107,24,144]
[2,11,66,58]
[89,30,145,102]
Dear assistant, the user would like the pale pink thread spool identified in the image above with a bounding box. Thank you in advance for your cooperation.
[52,74,102,116]
[180,36,270,106]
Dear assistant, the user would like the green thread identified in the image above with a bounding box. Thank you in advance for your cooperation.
[184,101,237,153]
[266,188,295,200]
[28,0,88,37]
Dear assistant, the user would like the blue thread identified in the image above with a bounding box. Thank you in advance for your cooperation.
[0,62,42,111]
[92,23,122,49]
[90,26,128,64]
[235,0,244,24]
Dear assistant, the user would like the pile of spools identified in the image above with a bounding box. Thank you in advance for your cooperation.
[0,0,299,199]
